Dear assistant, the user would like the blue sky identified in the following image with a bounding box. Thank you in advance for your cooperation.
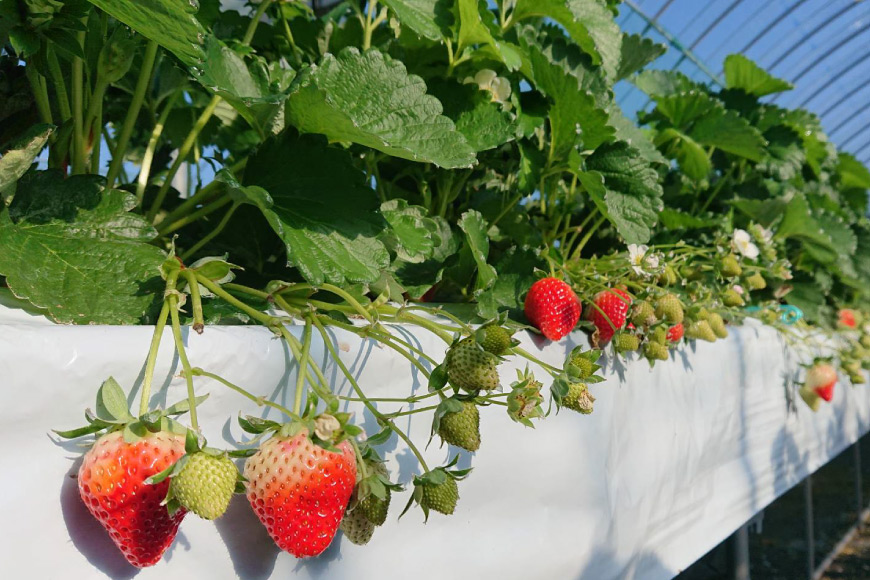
[615,0,870,166]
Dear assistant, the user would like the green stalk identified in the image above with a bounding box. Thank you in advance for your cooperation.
[135,90,181,202]
[147,95,220,222]
[313,316,429,472]
[570,214,607,261]
[107,40,159,187]
[46,48,71,122]
[83,78,109,166]
[293,319,313,415]
[179,202,240,261]
[138,299,172,416]
[191,368,294,417]
[25,66,52,125]
[243,0,274,45]
[158,195,233,236]
[193,273,281,327]
[182,270,205,333]
[155,157,243,227]
[71,30,86,174]
[511,346,562,375]
[490,192,525,228]
[168,290,199,431]
[278,326,334,402]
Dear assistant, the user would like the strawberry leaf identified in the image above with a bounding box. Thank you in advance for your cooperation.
[286,48,476,169]
[380,0,451,40]
[0,171,166,323]
[0,123,53,205]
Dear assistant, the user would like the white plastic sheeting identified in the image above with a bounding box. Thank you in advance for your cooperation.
[2,305,870,580]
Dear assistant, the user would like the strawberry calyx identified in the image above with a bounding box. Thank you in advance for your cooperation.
[54,376,206,445]
[506,368,545,427]
[238,395,362,454]
[401,455,471,521]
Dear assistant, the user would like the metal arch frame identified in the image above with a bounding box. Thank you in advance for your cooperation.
[766,1,865,75]
[799,59,870,110]
[839,123,870,152]
[771,20,870,104]
[827,96,870,140]
[667,0,749,77]
[817,74,870,119]
[734,0,811,57]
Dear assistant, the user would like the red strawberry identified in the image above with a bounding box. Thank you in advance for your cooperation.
[666,323,684,343]
[590,288,632,345]
[524,277,581,341]
[244,430,357,558]
[839,309,857,328]
[806,363,837,402]
[78,431,186,568]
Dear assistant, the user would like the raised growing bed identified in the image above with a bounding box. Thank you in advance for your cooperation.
[5,304,868,579]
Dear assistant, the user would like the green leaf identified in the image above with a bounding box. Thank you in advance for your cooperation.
[287,48,476,169]
[654,91,717,129]
[84,0,207,67]
[658,208,723,231]
[607,107,666,165]
[579,141,664,244]
[616,33,666,81]
[723,54,793,98]
[689,107,766,162]
[429,79,516,152]
[196,37,295,137]
[244,130,389,285]
[458,210,497,294]
[0,172,166,324]
[654,127,710,180]
[380,0,451,40]
[521,32,613,159]
[477,247,543,319]
[757,125,804,180]
[165,394,210,416]
[0,124,53,205]
[511,0,622,81]
[96,377,134,423]
[633,69,705,97]
[380,199,437,263]
[456,0,521,70]
[837,152,870,189]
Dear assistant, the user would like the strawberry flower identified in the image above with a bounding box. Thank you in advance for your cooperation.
[628,244,659,278]
[463,69,512,109]
[731,229,759,260]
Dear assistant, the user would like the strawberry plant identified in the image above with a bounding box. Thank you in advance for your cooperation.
[3,0,870,567]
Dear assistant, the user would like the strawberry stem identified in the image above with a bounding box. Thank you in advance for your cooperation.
[182,270,205,334]
[168,288,199,431]
[139,299,172,416]
[313,316,430,472]
[293,318,313,416]
[190,368,294,418]
[511,347,562,376]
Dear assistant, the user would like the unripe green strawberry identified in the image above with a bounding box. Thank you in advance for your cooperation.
[446,338,500,391]
[568,354,595,379]
[686,320,717,342]
[437,400,480,452]
[359,491,391,526]
[708,313,728,339]
[655,294,684,324]
[613,332,640,353]
[846,361,866,385]
[720,254,742,277]
[479,325,512,355]
[862,335,870,349]
[562,383,595,414]
[340,507,375,545]
[658,265,678,286]
[421,477,459,515]
[722,288,745,307]
[760,309,778,324]
[650,325,668,345]
[170,451,238,521]
[631,301,657,327]
[745,272,766,290]
[644,341,669,361]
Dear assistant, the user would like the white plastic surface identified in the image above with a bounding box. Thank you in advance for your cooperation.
[1,307,869,580]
